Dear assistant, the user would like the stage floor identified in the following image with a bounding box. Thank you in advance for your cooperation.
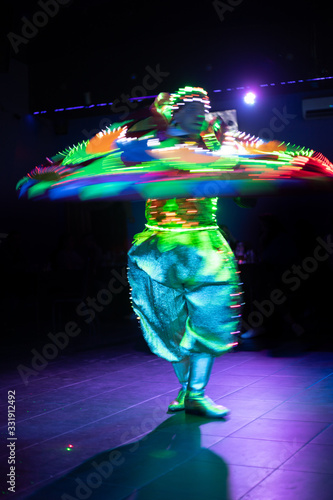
[1,332,333,500]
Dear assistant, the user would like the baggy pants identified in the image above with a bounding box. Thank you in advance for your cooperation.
[127,229,242,362]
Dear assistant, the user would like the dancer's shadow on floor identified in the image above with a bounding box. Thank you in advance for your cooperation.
[26,412,230,500]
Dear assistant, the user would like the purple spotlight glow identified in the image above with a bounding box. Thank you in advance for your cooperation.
[244,92,256,105]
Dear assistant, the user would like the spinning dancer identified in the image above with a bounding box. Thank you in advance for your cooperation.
[127,87,242,418]
[17,86,333,418]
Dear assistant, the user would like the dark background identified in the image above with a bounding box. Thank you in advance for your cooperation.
[1,0,333,350]
[2,0,333,109]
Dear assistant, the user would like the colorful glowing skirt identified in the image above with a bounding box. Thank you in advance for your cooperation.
[17,125,333,202]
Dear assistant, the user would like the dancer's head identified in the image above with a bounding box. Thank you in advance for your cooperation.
[172,99,206,136]
[150,86,211,135]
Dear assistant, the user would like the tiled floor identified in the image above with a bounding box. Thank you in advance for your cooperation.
[1,330,333,500]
